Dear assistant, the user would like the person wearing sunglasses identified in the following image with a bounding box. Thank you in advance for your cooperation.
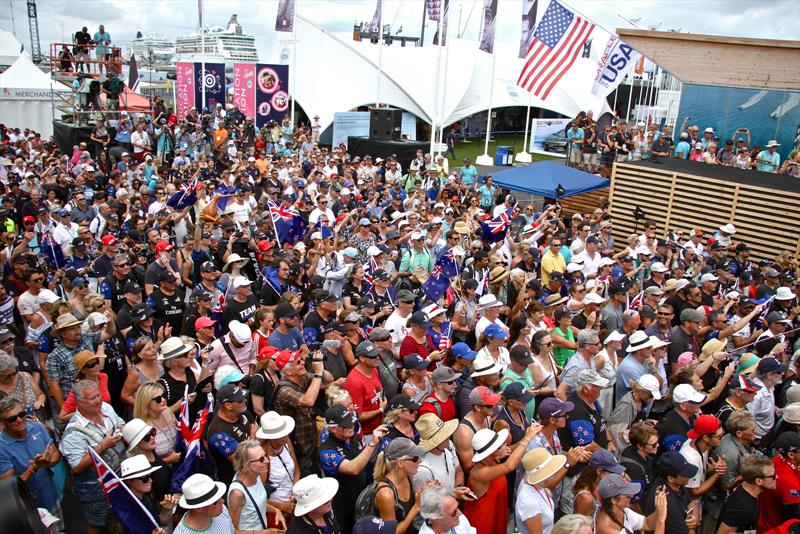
[227,440,288,533]
[133,381,181,465]
[119,454,174,532]
[122,418,176,504]
[58,349,109,424]
[0,397,61,511]
[371,437,427,534]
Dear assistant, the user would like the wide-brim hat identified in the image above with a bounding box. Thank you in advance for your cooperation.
[178,474,227,509]
[54,312,84,330]
[120,454,162,481]
[472,428,510,463]
[256,411,296,440]
[453,221,471,235]
[700,337,726,362]
[122,418,154,449]
[489,266,510,285]
[293,475,340,516]
[416,413,459,451]
[523,448,567,485]
[222,253,250,272]
[158,336,194,361]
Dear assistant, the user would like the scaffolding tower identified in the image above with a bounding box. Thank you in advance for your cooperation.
[27,0,42,62]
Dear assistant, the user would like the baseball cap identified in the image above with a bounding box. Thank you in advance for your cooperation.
[598,474,641,499]
[325,404,357,428]
[677,352,698,367]
[387,394,421,412]
[368,327,391,342]
[130,303,154,322]
[766,311,792,325]
[195,317,216,331]
[774,431,800,455]
[355,341,381,358]
[274,302,299,320]
[451,342,477,361]
[756,356,789,374]
[537,397,575,420]
[201,261,217,272]
[680,308,705,323]
[635,374,662,400]
[431,366,461,384]
[588,449,625,474]
[315,290,337,304]
[502,382,534,404]
[687,414,721,440]
[509,345,534,366]
[217,384,248,404]
[484,324,508,340]
[403,353,429,370]
[409,311,431,329]
[101,234,118,246]
[577,369,609,388]
[384,437,426,461]
[469,385,501,406]
[730,373,761,393]
[273,350,302,371]
[672,383,707,404]
[154,240,174,253]
[396,289,416,303]
[658,451,700,478]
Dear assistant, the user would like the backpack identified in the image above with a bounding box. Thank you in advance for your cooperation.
[354,478,404,521]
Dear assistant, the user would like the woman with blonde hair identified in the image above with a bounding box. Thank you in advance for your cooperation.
[372,437,425,534]
[120,337,163,407]
[551,514,593,534]
[68,280,93,319]
[256,412,301,525]
[228,440,286,533]
[58,348,108,423]
[133,381,180,464]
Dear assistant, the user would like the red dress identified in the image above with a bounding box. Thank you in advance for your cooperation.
[463,472,508,534]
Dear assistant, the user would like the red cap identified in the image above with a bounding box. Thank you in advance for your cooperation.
[155,240,174,253]
[274,349,301,371]
[194,317,217,331]
[687,414,721,440]
[257,240,273,252]
[258,345,279,362]
[469,385,501,406]
[101,234,118,246]
[22,215,36,224]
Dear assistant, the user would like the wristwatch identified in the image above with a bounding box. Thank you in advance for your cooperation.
[563,462,571,470]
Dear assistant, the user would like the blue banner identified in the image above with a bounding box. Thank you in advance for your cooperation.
[255,64,290,128]
[194,62,225,112]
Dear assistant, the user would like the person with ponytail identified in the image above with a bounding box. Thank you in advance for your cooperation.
[594,474,667,534]
[372,437,425,534]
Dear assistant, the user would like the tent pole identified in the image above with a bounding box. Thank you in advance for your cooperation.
[429,15,442,157]
[436,37,450,156]
[515,90,533,163]
[475,47,497,166]
[626,76,634,122]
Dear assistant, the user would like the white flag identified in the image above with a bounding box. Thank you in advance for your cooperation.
[591,35,641,98]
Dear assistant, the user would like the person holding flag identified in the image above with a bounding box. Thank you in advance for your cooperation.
[120,455,179,532]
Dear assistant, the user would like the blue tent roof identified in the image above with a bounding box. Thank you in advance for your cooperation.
[487,161,609,198]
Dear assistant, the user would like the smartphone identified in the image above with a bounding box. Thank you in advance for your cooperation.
[464,490,477,500]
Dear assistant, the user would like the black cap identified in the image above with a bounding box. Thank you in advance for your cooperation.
[315,290,337,304]
[123,281,142,294]
[130,303,154,322]
[503,382,534,404]
[774,431,800,454]
[549,271,564,282]
[608,281,627,296]
[388,393,421,412]
[372,269,391,281]
[275,302,299,320]
[509,345,534,366]
[321,322,347,335]
[72,237,86,248]
[325,404,357,428]
[158,270,177,283]
[463,279,479,290]
[409,311,431,329]
[217,384,248,404]
[201,261,217,272]
[656,451,699,478]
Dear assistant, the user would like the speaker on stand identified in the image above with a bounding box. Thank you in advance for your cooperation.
[369,107,403,140]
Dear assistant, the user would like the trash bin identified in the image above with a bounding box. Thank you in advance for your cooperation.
[495,146,515,166]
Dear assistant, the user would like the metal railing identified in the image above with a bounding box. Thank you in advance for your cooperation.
[49,41,123,79]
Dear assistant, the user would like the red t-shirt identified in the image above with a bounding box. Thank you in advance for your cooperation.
[344,367,384,435]
[62,373,110,415]
[399,334,435,360]
[418,393,457,422]
[758,455,800,533]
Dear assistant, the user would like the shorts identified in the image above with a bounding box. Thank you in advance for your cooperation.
[569,150,582,164]
[583,152,598,165]
[73,478,110,526]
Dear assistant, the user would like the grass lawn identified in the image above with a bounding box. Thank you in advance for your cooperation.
[443,133,562,168]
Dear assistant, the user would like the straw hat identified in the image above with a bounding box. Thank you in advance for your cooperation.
[74,350,105,371]
[699,338,726,362]
[471,428,509,463]
[178,474,226,509]
[416,413,459,452]
[489,266,510,285]
[255,411,296,440]
[453,220,471,235]
[522,448,567,485]
[783,403,800,425]
[222,253,250,272]
[293,475,340,516]
[54,313,84,330]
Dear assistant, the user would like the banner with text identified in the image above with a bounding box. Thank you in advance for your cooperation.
[529,118,571,156]
[175,62,195,119]
[232,63,290,128]
[591,35,641,98]
[175,62,225,116]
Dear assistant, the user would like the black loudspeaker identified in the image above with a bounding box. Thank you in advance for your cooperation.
[370,107,402,140]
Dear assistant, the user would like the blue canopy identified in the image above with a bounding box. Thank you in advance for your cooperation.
[486,161,609,198]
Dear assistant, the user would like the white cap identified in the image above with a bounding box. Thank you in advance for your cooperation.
[636,374,662,400]
[700,273,719,283]
[367,245,382,256]
[584,293,605,305]
[310,231,323,240]
[566,263,583,274]
[719,223,736,234]
[649,262,668,273]
[673,383,707,404]
[451,246,465,257]
[675,279,691,292]
[84,166,95,172]
[431,216,443,224]
[434,202,446,209]
[704,127,714,133]
[410,231,423,240]
[228,320,252,344]
[248,157,256,162]
[599,257,616,267]
[634,246,652,256]
[604,330,626,344]
[340,188,351,195]
[232,276,253,289]
[37,289,61,304]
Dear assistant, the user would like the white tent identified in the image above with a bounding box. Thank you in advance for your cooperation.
[0,30,26,68]
[268,15,610,132]
[0,55,70,137]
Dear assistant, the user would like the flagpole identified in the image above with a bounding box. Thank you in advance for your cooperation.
[626,75,634,122]
[290,18,297,127]
[515,91,533,163]
[612,78,620,117]
[436,37,451,156]
[199,0,206,111]
[475,47,497,166]
[269,206,283,248]
[430,14,443,157]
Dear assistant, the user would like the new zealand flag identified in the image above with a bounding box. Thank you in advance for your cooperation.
[422,251,460,302]
[166,176,200,210]
[268,200,308,245]
[480,209,513,243]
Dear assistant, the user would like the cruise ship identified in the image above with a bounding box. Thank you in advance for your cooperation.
[127,32,175,66]
[174,15,259,65]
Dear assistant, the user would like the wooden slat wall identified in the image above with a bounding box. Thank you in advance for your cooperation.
[559,189,609,218]
[608,162,800,259]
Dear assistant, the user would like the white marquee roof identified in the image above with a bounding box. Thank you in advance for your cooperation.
[0,30,26,66]
[0,54,70,92]
[266,15,610,131]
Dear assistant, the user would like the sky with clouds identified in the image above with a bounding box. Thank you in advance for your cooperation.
[2,0,798,61]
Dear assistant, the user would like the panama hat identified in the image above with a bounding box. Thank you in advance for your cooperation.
[453,220,471,235]
[416,413,459,451]
[522,448,567,485]
[122,418,154,449]
[699,337,726,362]
[120,454,162,481]
[293,475,340,516]
[74,350,106,370]
[179,474,226,509]
[157,336,194,361]
[222,253,250,272]
[471,428,509,463]
[256,411,296,440]
[54,313,83,330]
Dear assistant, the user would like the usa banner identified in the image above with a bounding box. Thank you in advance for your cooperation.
[175,62,195,118]
[254,64,290,128]
[591,35,641,98]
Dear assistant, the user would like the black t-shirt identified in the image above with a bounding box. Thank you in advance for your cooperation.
[667,326,700,368]
[75,31,91,47]
[558,391,607,477]
[249,370,276,403]
[285,513,340,534]
[302,309,333,347]
[147,288,185,333]
[716,485,759,533]
[619,446,654,504]
[205,411,254,486]
[222,294,257,326]
[643,477,692,534]
[657,409,694,452]
[342,281,363,308]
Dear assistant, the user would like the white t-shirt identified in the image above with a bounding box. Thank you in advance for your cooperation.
[16,291,41,317]
[228,201,252,224]
[622,509,646,533]
[515,482,555,534]
[575,250,601,278]
[419,515,476,534]
[385,311,411,355]
[413,445,458,489]
[309,207,335,226]
[476,346,511,374]
[679,438,708,490]
[475,316,508,341]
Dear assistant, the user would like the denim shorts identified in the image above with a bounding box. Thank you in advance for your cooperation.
[72,478,109,526]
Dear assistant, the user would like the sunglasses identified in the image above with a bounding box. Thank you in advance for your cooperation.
[402,456,421,463]
[3,411,25,423]
[250,454,268,464]
[0,370,17,380]
[151,394,165,403]
[84,359,100,369]
[134,475,152,483]
[30,277,44,283]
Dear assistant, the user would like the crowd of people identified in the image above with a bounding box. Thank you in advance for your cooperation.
[0,100,799,534]
[565,111,800,178]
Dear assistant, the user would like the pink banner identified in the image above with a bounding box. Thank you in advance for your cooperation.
[175,62,196,119]
[233,63,256,120]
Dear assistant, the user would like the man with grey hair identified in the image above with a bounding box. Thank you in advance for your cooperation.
[715,411,757,492]
[59,379,125,533]
[418,486,474,534]
[557,329,602,397]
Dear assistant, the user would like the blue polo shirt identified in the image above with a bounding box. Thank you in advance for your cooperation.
[0,422,58,509]
[460,165,477,186]
[615,354,650,404]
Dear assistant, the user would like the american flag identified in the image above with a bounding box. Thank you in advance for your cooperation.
[438,322,452,350]
[88,447,159,531]
[517,0,594,100]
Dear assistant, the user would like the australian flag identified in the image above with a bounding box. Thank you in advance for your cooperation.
[422,251,460,302]
[88,447,159,533]
[215,182,239,211]
[363,255,378,293]
[480,209,513,243]
[268,200,308,245]
[170,390,214,493]
[166,176,200,210]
